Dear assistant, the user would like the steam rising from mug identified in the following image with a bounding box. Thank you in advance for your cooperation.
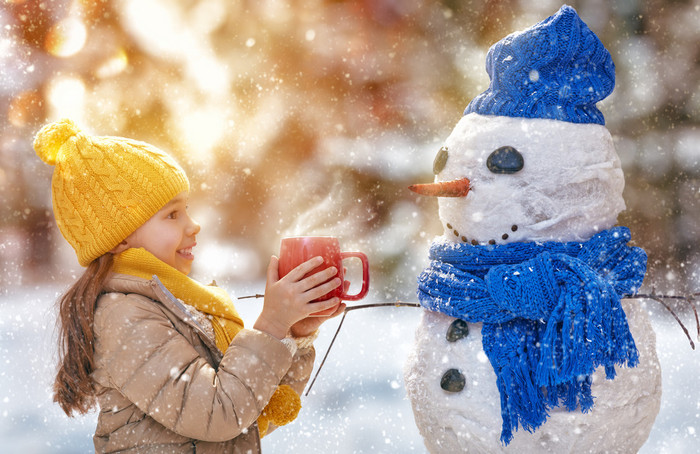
[283,183,369,239]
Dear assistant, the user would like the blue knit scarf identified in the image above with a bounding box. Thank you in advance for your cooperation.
[417,226,646,445]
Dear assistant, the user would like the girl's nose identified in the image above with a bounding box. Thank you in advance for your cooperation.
[187,216,201,236]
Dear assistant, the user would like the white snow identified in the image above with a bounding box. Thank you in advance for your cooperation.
[0,284,697,453]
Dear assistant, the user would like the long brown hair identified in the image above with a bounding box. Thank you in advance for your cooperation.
[53,253,114,416]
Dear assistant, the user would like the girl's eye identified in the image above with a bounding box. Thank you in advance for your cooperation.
[433,146,449,174]
[486,146,524,174]
[167,211,178,219]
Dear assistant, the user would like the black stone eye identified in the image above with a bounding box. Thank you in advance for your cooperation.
[487,146,524,174]
[433,146,448,174]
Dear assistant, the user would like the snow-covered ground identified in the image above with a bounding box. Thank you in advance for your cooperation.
[1,284,697,453]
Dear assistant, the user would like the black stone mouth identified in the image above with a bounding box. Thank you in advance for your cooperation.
[445,222,518,245]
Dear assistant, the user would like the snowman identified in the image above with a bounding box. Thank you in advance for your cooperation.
[404,6,661,453]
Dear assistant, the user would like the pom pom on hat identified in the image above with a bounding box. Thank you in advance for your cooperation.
[33,118,81,165]
[34,118,190,266]
[464,5,614,125]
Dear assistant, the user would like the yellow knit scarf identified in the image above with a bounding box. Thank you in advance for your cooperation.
[113,248,243,351]
[112,247,300,436]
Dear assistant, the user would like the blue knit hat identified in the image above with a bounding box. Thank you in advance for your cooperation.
[464,5,614,125]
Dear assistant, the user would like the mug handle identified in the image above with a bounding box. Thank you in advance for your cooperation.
[339,251,370,301]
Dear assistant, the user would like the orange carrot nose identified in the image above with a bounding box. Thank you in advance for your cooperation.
[408,177,470,197]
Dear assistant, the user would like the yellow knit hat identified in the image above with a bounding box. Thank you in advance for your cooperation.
[34,118,190,266]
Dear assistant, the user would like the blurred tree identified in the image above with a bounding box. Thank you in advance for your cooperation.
[0,0,697,301]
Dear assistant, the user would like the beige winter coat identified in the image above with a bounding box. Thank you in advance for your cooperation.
[91,273,315,453]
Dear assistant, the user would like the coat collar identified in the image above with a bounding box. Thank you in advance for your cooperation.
[103,272,223,362]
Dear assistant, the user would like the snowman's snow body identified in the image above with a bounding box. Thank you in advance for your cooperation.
[406,305,660,453]
[404,6,662,454]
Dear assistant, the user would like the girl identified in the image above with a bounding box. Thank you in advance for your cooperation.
[34,118,346,453]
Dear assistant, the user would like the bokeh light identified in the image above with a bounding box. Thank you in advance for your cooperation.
[95,48,129,79]
[46,75,86,121]
[7,90,43,127]
[44,17,87,58]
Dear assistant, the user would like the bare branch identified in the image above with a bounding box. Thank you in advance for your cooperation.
[624,291,700,349]
[237,294,265,300]
[345,301,421,311]
[304,302,421,396]
[241,291,700,394]
[305,311,348,396]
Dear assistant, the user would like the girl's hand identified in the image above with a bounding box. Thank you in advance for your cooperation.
[253,256,342,339]
[290,301,346,338]
[290,278,349,337]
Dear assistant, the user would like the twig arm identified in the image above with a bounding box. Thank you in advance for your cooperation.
[303,301,422,396]
[624,292,700,349]
[345,301,421,311]
[237,294,265,300]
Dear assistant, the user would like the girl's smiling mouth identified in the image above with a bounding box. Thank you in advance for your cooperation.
[177,244,195,260]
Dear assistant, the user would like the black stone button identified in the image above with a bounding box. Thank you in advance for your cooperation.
[446,319,469,342]
[440,369,466,392]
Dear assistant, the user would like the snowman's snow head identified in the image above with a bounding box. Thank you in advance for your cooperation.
[424,113,625,244]
[410,5,625,244]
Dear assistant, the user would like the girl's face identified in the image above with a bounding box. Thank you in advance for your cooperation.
[123,191,201,275]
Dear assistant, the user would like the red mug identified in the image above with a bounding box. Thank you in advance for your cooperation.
[279,236,370,315]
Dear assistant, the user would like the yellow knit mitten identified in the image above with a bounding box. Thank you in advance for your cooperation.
[257,385,302,437]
